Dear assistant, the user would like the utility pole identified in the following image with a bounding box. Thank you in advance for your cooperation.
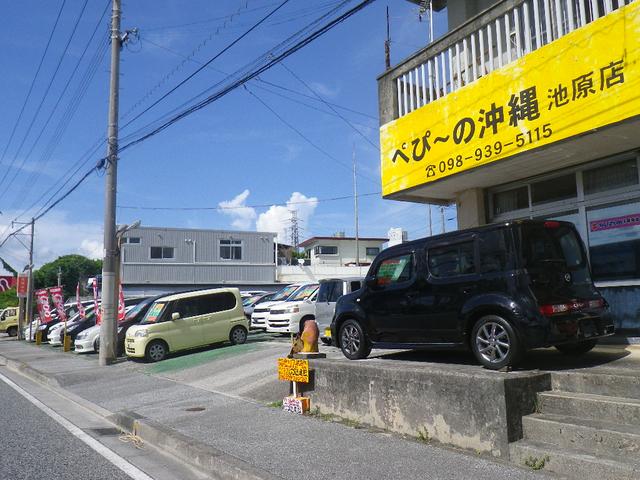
[384,6,391,70]
[353,145,360,269]
[289,211,300,251]
[26,218,35,341]
[100,0,122,366]
[428,204,432,236]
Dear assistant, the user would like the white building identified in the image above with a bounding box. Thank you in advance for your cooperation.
[300,235,388,266]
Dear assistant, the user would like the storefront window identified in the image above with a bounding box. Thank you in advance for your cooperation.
[583,159,638,195]
[587,201,640,281]
[492,186,528,215]
[531,174,577,206]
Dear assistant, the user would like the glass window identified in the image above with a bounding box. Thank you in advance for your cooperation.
[366,247,380,256]
[150,247,174,259]
[478,229,510,273]
[492,186,528,215]
[314,245,338,255]
[124,237,141,244]
[584,159,638,195]
[288,285,318,301]
[428,241,476,277]
[375,254,413,286]
[519,224,586,269]
[329,282,343,302]
[220,239,242,260]
[350,280,362,292]
[317,282,335,303]
[531,174,577,205]
[587,201,640,281]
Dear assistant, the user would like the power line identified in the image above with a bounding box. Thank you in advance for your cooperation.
[280,61,379,149]
[0,0,68,191]
[0,0,90,200]
[117,0,375,154]
[10,2,111,210]
[117,191,381,211]
[120,0,293,130]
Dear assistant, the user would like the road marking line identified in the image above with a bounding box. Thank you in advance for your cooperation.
[0,372,154,480]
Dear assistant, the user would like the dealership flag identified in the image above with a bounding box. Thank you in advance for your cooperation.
[92,278,101,325]
[76,283,86,319]
[35,289,53,324]
[49,286,66,322]
[118,283,125,323]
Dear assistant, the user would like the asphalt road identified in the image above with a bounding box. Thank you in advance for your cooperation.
[0,379,135,480]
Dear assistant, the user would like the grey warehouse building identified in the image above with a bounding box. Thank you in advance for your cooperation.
[120,226,277,296]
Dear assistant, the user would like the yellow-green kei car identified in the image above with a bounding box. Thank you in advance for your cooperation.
[0,307,19,337]
[125,288,249,362]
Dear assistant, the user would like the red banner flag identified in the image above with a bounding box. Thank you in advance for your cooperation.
[118,283,125,323]
[49,286,67,322]
[92,278,101,325]
[35,289,53,324]
[76,283,86,319]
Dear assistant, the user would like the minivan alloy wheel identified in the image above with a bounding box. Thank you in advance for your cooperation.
[147,342,167,362]
[475,321,510,364]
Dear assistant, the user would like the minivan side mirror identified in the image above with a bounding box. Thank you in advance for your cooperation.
[365,276,378,289]
[171,312,181,321]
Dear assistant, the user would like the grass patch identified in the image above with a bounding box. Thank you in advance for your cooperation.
[267,400,283,408]
[524,455,550,470]
[417,427,430,444]
[308,407,363,428]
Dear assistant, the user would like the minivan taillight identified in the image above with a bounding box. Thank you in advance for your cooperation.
[544,221,560,229]
[540,298,604,316]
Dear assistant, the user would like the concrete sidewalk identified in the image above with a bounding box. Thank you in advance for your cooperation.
[0,339,554,480]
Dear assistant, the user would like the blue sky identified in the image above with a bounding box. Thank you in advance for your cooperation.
[0,0,456,269]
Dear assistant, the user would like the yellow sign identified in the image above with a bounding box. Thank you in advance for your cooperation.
[278,357,309,383]
[380,2,640,197]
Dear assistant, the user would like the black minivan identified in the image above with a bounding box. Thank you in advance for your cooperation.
[331,220,614,369]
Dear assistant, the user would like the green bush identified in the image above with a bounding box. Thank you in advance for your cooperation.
[0,287,19,309]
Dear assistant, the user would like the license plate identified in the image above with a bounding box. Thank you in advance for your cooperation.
[126,338,134,343]
[324,328,331,338]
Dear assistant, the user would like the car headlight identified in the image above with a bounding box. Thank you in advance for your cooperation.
[76,332,87,340]
[285,306,300,314]
[134,330,148,338]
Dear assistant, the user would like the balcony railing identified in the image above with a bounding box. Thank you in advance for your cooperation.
[383,0,634,124]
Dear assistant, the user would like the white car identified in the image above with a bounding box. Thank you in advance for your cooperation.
[75,306,133,353]
[251,283,309,331]
[314,277,363,344]
[23,320,39,342]
[266,285,318,334]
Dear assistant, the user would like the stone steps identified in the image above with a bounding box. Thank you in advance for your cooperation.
[510,439,640,480]
[551,371,640,398]
[537,390,640,426]
[522,412,640,458]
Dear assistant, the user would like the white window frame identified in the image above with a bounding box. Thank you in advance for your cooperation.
[149,246,175,260]
[314,245,338,256]
[219,239,243,261]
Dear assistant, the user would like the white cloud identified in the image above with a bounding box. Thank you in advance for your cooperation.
[0,211,103,269]
[309,81,340,98]
[256,192,318,243]
[218,189,257,230]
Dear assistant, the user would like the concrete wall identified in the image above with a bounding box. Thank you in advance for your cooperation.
[456,188,487,229]
[307,359,550,458]
[277,265,371,283]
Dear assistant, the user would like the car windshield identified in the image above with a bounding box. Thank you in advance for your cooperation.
[140,302,167,324]
[519,223,586,270]
[288,285,318,301]
[270,285,299,301]
[124,298,152,320]
[242,295,262,307]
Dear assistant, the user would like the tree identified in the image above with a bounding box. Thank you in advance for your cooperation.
[0,287,18,309]
[34,255,102,298]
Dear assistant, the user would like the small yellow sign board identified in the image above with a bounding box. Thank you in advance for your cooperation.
[380,2,640,197]
[278,357,309,383]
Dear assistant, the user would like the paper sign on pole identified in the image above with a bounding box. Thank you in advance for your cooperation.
[49,286,67,322]
[35,289,53,324]
[76,282,86,319]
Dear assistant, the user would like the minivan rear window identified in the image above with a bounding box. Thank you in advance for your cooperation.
[519,224,585,269]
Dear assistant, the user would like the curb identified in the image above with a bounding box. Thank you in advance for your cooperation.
[0,352,283,480]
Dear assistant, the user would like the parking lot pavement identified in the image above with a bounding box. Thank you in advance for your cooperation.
[0,334,561,480]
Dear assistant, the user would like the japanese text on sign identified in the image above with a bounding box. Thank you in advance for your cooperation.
[278,358,309,383]
[380,3,640,197]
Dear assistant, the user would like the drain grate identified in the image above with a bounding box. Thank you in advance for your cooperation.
[184,406,206,412]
